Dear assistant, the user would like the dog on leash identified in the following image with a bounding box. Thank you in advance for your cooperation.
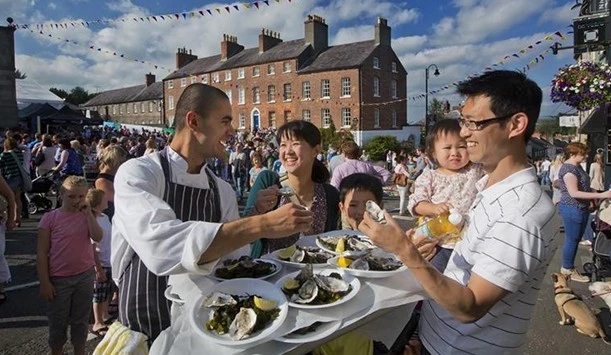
[552,273,608,341]
[590,281,611,309]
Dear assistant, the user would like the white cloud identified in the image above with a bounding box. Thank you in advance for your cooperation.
[332,25,372,45]
[311,0,419,26]
[106,0,146,15]
[539,2,578,25]
[48,3,56,10]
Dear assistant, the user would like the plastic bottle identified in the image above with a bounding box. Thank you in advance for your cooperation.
[413,209,464,240]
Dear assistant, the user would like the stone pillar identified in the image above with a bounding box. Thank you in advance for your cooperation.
[0,25,18,129]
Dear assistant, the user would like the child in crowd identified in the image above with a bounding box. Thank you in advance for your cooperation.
[407,119,484,272]
[338,173,384,230]
[87,188,114,337]
[37,176,103,355]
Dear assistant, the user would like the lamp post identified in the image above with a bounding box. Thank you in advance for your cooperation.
[424,64,440,137]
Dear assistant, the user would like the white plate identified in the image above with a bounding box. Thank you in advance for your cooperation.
[264,237,332,269]
[275,269,360,309]
[314,230,374,256]
[211,258,282,281]
[188,279,289,347]
[276,320,342,343]
[164,285,185,305]
[327,255,407,279]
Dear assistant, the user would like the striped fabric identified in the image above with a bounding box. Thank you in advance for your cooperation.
[0,150,24,180]
[420,168,560,355]
[117,150,221,346]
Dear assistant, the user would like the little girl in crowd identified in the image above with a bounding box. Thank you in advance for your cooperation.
[407,119,484,272]
[37,176,103,355]
[87,188,114,337]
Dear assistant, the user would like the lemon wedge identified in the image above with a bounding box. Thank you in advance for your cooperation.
[337,256,352,268]
[254,296,278,311]
[335,238,346,253]
[282,278,300,291]
[277,245,297,260]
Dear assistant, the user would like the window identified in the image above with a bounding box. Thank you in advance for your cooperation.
[253,87,261,104]
[202,74,209,84]
[373,56,380,69]
[112,105,117,115]
[321,109,331,128]
[391,80,398,98]
[167,80,174,89]
[267,64,275,75]
[283,83,292,101]
[238,112,246,128]
[374,108,380,127]
[302,81,311,100]
[302,109,311,122]
[141,102,145,113]
[284,110,292,122]
[191,76,197,84]
[373,77,380,97]
[341,77,351,97]
[342,108,351,127]
[267,85,276,102]
[212,72,220,83]
[237,68,245,79]
[180,78,187,87]
[225,71,232,81]
[392,61,397,73]
[283,61,291,73]
[392,109,397,128]
[238,87,245,105]
[225,89,232,104]
[158,101,162,111]
[168,96,175,110]
[127,103,130,114]
[149,102,153,112]
[119,105,123,114]
[133,103,138,113]
[321,79,330,98]
[269,111,277,128]
[252,67,260,77]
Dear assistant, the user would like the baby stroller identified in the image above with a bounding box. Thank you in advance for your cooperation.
[25,172,60,215]
[583,199,611,281]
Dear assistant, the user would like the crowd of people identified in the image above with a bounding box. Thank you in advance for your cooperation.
[0,69,602,354]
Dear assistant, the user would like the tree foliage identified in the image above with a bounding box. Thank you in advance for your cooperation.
[50,86,97,105]
[536,116,575,136]
[320,120,354,151]
[14,69,26,79]
[364,136,399,161]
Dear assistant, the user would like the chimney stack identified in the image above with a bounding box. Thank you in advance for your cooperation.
[176,47,198,69]
[304,15,328,54]
[221,34,244,61]
[145,73,155,87]
[259,28,282,53]
[374,17,391,46]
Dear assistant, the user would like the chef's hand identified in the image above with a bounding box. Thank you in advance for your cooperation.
[253,186,279,214]
[264,203,313,238]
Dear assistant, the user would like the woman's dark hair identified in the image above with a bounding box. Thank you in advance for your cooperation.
[58,138,72,149]
[338,173,383,204]
[425,119,462,162]
[43,137,53,147]
[276,120,330,183]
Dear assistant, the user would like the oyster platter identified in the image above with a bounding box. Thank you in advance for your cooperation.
[188,279,288,347]
[275,264,360,309]
[272,244,335,268]
[327,249,407,279]
[212,256,281,280]
[315,233,376,256]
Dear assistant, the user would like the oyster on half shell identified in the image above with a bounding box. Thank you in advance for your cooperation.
[291,279,319,304]
[366,200,387,224]
[228,307,257,340]
[202,291,237,308]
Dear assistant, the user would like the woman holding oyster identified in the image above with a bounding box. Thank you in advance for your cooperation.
[246,121,340,258]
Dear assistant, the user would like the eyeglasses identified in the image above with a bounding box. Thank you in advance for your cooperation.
[459,113,517,131]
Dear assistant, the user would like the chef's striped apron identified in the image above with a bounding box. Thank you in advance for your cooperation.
[117,150,221,346]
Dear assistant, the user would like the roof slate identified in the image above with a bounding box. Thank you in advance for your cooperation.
[82,82,163,107]
[298,40,376,73]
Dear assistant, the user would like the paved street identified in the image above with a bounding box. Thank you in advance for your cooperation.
[0,194,609,354]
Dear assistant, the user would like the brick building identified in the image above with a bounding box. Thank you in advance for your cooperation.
[163,16,407,132]
[81,73,164,126]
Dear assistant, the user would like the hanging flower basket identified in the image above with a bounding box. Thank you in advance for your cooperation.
[550,61,611,111]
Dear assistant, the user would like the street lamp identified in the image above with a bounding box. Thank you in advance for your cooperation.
[424,64,440,137]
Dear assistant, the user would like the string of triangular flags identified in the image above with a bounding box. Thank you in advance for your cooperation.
[11,0,294,30]
[362,30,567,107]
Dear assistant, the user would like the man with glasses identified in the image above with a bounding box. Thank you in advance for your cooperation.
[360,70,560,354]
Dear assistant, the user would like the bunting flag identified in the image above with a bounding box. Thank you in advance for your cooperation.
[11,0,296,30]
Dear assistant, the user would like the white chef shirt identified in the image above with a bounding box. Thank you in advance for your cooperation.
[111,147,249,282]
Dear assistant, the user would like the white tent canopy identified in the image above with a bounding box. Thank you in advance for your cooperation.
[15,78,63,108]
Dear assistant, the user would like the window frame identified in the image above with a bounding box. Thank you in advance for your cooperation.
[321,108,331,128]
[283,83,292,101]
[341,77,351,97]
[373,77,380,97]
[302,81,311,100]
[341,108,351,127]
[267,85,276,103]
[237,68,245,79]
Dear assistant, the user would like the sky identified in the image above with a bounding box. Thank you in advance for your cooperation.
[0,0,583,123]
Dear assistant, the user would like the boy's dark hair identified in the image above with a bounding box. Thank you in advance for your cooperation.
[338,173,383,204]
[425,119,462,162]
[457,70,542,141]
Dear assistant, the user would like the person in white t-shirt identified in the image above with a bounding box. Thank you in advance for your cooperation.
[359,70,560,355]
[540,156,551,186]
